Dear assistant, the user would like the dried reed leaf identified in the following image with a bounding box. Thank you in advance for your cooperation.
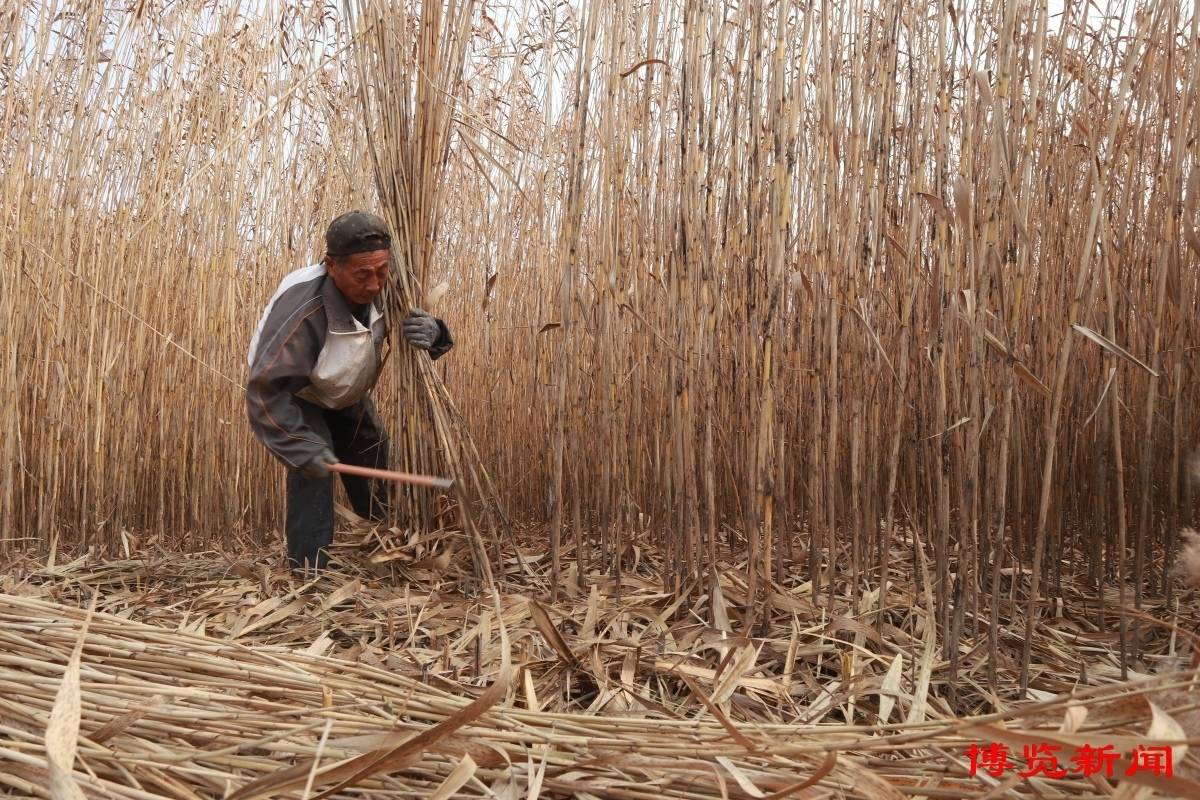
[1058,703,1087,734]
[45,594,95,800]
[304,632,334,657]
[679,672,758,751]
[952,175,972,228]
[620,57,669,78]
[711,579,733,633]
[524,745,550,800]
[915,191,949,217]
[710,644,760,705]
[482,272,498,309]
[878,654,904,725]
[529,598,578,667]
[716,756,766,798]
[1013,361,1052,399]
[906,528,936,725]
[408,545,455,572]
[826,616,886,649]
[236,598,306,638]
[1071,324,1159,377]
[320,580,361,613]
[89,694,167,744]
[428,753,477,800]
[653,658,780,693]
[523,666,540,711]
[425,280,450,310]
[973,69,994,106]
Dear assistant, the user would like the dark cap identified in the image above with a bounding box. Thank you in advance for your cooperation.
[325,210,392,257]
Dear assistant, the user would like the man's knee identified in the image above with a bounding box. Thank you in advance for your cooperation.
[333,402,390,465]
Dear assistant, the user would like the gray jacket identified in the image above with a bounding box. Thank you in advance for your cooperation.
[246,263,452,469]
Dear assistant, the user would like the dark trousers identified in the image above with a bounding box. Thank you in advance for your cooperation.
[287,398,390,570]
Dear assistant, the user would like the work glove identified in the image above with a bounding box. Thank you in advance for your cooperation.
[300,448,338,479]
[402,308,440,351]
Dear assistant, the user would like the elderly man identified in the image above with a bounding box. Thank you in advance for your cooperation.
[247,211,452,571]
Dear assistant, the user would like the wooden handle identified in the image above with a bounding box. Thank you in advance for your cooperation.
[329,462,454,490]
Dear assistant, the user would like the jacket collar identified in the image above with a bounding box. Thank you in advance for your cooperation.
[322,276,383,333]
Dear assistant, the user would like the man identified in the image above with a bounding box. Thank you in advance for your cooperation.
[246,210,453,571]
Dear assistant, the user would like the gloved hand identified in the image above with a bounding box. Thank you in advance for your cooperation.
[402,308,440,351]
[300,448,338,479]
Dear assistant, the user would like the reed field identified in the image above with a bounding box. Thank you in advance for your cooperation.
[3,0,1200,797]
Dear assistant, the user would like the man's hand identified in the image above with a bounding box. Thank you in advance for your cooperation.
[300,449,338,479]
[402,308,440,351]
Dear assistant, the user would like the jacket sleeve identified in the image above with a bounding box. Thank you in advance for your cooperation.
[246,300,330,469]
[429,318,454,361]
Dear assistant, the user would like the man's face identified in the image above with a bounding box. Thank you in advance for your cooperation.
[326,249,390,306]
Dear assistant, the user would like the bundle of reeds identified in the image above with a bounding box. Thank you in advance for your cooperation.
[345,0,507,583]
